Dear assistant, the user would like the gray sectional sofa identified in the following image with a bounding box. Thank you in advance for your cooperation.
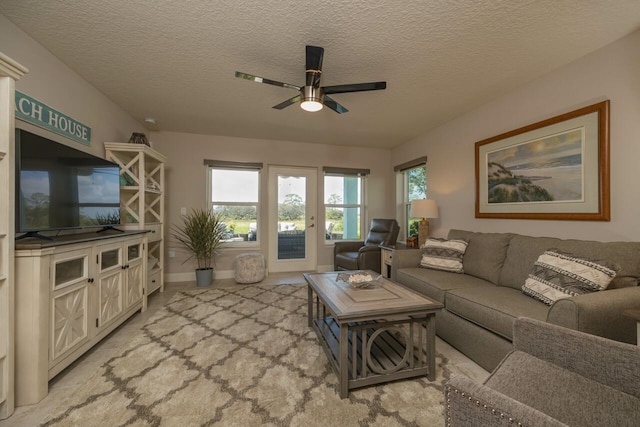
[390,229,640,371]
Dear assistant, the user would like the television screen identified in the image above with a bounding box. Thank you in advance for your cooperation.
[16,129,121,234]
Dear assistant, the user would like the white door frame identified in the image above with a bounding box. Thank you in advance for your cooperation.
[267,165,317,273]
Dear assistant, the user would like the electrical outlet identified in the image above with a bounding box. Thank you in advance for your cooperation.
[168,251,176,258]
[180,207,187,216]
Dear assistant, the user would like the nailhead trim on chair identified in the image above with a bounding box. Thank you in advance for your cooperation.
[445,384,524,427]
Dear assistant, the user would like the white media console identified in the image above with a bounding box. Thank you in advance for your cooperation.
[14,230,149,406]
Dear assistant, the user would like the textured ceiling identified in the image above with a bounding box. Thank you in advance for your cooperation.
[2,1,640,149]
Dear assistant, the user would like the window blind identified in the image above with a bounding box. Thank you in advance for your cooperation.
[322,166,370,176]
[393,156,427,172]
[204,159,263,170]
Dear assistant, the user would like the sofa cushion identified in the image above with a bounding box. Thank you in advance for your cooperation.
[445,286,549,340]
[396,267,492,303]
[485,351,640,427]
[499,234,640,290]
[448,229,513,285]
[523,250,618,305]
[419,237,468,273]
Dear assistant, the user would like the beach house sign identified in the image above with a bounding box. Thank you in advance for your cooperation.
[15,91,91,145]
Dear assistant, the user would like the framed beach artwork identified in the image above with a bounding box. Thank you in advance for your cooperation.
[475,101,610,220]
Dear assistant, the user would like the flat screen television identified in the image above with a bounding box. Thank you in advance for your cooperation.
[15,128,121,238]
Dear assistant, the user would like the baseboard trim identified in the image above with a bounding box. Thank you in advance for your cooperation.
[165,269,235,283]
[166,265,335,283]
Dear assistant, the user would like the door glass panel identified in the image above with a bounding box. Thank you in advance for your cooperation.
[101,248,120,270]
[54,257,85,288]
[277,175,306,260]
[127,243,140,261]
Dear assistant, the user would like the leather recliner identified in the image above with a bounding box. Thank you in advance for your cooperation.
[333,218,400,273]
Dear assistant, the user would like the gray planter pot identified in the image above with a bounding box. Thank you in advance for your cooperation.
[195,267,213,287]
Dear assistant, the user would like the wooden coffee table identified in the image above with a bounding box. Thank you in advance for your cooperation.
[304,271,443,398]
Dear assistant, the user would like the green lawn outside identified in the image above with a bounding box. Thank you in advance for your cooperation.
[222,218,353,235]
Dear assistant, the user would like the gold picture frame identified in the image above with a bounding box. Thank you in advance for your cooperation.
[475,101,610,221]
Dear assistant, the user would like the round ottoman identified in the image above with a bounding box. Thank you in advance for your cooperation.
[234,253,266,284]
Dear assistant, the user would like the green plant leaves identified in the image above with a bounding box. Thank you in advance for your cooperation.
[172,208,227,269]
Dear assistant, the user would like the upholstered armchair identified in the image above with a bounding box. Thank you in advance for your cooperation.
[333,218,400,273]
[445,317,640,427]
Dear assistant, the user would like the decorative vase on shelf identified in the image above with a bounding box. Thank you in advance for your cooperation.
[128,132,149,146]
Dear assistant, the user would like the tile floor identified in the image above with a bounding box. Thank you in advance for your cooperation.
[1,272,489,426]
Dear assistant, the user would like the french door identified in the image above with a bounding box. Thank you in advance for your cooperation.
[268,166,317,272]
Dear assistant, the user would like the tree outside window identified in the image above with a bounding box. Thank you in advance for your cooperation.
[405,166,426,238]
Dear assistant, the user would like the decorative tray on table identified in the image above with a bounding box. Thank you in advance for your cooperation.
[336,271,383,289]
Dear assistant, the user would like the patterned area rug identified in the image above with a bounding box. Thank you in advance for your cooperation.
[41,283,460,426]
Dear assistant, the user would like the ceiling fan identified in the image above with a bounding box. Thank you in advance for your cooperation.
[235,45,386,114]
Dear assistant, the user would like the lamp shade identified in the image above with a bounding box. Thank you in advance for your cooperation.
[410,199,439,219]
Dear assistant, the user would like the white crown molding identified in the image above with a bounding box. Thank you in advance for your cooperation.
[0,52,29,80]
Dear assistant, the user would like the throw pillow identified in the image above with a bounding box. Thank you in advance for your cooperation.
[419,238,469,273]
[522,250,618,305]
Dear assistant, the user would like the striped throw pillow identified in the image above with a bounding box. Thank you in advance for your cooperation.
[522,250,618,306]
[420,238,468,273]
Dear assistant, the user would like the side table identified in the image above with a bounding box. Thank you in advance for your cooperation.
[380,245,394,278]
[623,309,640,345]
[380,243,420,279]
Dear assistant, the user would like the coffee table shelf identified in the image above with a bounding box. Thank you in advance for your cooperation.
[313,316,431,391]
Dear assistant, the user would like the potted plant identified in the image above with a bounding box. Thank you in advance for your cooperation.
[172,208,227,287]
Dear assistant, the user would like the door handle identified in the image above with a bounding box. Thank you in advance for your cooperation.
[308,223,315,228]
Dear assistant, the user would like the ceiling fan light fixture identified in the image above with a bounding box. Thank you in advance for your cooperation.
[235,45,386,114]
[300,85,323,112]
[300,99,323,112]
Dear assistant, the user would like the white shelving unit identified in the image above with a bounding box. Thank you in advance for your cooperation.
[105,142,166,298]
[0,52,28,420]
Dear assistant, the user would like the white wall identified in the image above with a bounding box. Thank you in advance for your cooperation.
[0,14,144,155]
[150,131,394,277]
[392,29,640,242]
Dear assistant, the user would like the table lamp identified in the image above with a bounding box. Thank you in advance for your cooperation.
[410,199,439,248]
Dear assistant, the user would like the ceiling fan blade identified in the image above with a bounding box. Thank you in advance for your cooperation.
[322,81,386,94]
[305,46,324,88]
[305,45,324,72]
[235,71,300,91]
[273,94,301,110]
[323,96,349,114]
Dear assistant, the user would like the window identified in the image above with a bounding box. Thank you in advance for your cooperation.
[206,160,262,246]
[404,165,427,237]
[395,157,427,239]
[323,167,368,242]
